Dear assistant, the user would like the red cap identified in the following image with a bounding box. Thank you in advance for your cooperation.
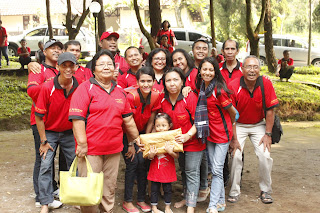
[139,45,144,49]
[100,31,119,41]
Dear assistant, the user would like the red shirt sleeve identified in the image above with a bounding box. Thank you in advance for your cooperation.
[69,83,91,120]
[151,93,162,112]
[17,48,22,54]
[122,91,133,117]
[126,92,137,115]
[27,72,45,103]
[217,89,232,110]
[34,84,50,117]
[185,92,198,119]
[278,59,282,64]
[170,29,175,37]
[117,74,127,88]
[263,77,279,110]
[288,58,294,66]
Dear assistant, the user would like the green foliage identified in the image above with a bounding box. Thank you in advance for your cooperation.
[293,66,320,75]
[313,2,320,33]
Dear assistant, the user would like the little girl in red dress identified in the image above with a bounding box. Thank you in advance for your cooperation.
[147,113,179,213]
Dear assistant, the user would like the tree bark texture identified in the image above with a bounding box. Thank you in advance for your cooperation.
[133,0,155,50]
[149,0,161,37]
[264,0,277,73]
[65,0,90,40]
[308,0,312,65]
[173,0,184,28]
[46,0,53,39]
[210,0,216,48]
[97,0,106,40]
[246,0,266,57]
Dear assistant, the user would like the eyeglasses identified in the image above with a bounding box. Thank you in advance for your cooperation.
[243,65,260,70]
[153,57,166,62]
[95,63,114,69]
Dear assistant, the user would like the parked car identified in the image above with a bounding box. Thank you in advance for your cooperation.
[141,28,223,54]
[7,25,95,58]
[247,34,320,67]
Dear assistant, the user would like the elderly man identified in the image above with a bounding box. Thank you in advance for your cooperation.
[227,55,279,204]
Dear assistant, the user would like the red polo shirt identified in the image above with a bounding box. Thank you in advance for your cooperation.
[73,65,93,84]
[216,54,224,63]
[278,58,294,66]
[17,47,31,58]
[117,69,138,89]
[0,26,8,46]
[185,67,198,91]
[157,29,175,46]
[27,63,59,125]
[228,76,279,124]
[69,78,133,155]
[160,92,206,152]
[127,88,161,132]
[114,53,130,74]
[152,79,164,94]
[219,60,243,86]
[35,75,79,132]
[206,88,233,143]
[160,44,174,53]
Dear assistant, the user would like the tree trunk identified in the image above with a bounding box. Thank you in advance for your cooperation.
[97,0,106,39]
[173,0,184,28]
[308,0,312,65]
[209,0,216,48]
[65,0,90,40]
[264,0,277,73]
[133,0,155,50]
[46,0,53,39]
[246,0,266,57]
[149,0,161,37]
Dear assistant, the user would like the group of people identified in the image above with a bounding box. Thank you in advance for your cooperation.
[26,26,279,213]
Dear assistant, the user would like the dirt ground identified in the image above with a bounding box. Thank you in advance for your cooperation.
[0,122,319,213]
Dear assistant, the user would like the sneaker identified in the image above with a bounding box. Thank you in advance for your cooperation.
[53,189,59,199]
[48,200,63,209]
[35,202,41,208]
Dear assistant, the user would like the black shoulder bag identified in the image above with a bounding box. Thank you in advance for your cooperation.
[259,76,283,144]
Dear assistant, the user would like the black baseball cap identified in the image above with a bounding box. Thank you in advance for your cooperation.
[44,39,63,50]
[57,52,77,65]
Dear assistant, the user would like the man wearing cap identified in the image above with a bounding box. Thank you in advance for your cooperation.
[86,31,130,77]
[35,52,79,213]
[27,39,63,209]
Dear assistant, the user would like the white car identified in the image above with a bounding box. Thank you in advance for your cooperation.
[247,34,320,67]
[8,25,95,58]
[141,28,222,54]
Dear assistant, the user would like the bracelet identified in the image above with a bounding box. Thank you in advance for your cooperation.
[265,132,272,137]
[187,131,193,137]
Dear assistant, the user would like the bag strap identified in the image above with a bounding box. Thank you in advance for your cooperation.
[69,156,93,177]
[259,76,267,119]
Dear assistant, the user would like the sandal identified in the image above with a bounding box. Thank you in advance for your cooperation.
[260,191,273,204]
[197,187,210,202]
[217,203,226,212]
[227,194,240,203]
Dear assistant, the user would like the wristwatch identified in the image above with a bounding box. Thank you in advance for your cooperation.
[265,132,272,137]
[40,140,48,145]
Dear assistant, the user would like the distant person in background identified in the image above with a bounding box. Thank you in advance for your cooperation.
[35,41,46,64]
[158,34,174,54]
[0,20,9,68]
[157,20,176,47]
[276,50,294,82]
[139,45,149,62]
[17,39,31,69]
[211,47,224,63]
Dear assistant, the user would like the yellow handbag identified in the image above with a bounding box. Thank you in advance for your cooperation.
[59,156,103,206]
[140,128,184,158]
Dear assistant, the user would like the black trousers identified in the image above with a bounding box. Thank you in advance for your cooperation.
[150,182,172,205]
[19,56,31,67]
[280,68,293,79]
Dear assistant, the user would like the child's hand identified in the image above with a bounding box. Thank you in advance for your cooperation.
[148,145,157,159]
[164,141,174,154]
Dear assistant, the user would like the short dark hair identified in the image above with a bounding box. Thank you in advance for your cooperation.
[196,57,230,96]
[192,39,209,51]
[154,112,172,127]
[222,39,239,50]
[171,48,196,71]
[163,67,186,95]
[64,40,81,50]
[146,48,171,72]
[161,20,171,29]
[160,34,169,40]
[20,39,26,42]
[38,41,44,45]
[136,66,155,81]
[92,50,115,72]
[124,46,140,58]
[283,50,290,55]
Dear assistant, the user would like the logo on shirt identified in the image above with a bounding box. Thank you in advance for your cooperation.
[69,108,83,113]
[115,99,123,104]
[177,115,187,120]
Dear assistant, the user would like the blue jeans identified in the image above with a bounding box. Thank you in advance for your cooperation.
[0,46,9,65]
[185,150,206,207]
[38,130,75,205]
[207,141,230,211]
[31,125,58,202]
[200,149,208,190]
[121,134,147,202]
